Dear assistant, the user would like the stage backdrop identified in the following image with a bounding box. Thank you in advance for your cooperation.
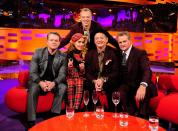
[0,28,178,62]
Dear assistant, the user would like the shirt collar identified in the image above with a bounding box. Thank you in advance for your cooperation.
[123,44,132,56]
[97,46,106,54]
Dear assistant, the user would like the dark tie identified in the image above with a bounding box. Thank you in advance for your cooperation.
[122,52,127,66]
[98,52,104,78]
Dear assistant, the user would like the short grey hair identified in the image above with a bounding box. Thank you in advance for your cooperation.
[80,8,92,15]
[117,31,131,40]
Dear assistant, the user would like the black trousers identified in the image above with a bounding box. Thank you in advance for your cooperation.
[118,84,150,117]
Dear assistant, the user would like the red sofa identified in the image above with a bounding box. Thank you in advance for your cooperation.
[9,70,178,120]
[150,74,178,125]
[5,70,65,113]
[5,70,109,113]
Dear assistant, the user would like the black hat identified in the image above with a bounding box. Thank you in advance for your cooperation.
[90,29,109,44]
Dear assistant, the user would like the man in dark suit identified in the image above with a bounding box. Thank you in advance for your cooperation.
[85,30,119,111]
[59,8,119,50]
[117,31,157,117]
[27,32,67,128]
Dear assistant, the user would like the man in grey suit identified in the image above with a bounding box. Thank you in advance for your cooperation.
[27,32,67,128]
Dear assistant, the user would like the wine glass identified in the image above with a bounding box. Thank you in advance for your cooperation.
[112,91,120,118]
[92,90,98,114]
[83,90,89,117]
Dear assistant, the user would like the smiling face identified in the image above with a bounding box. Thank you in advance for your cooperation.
[94,32,108,51]
[80,10,92,30]
[117,34,131,52]
[73,37,85,51]
[47,34,61,50]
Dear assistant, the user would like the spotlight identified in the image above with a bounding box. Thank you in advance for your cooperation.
[143,7,153,23]
[9,11,13,16]
[144,17,152,23]
[168,12,175,17]
[108,9,112,12]
[3,11,9,16]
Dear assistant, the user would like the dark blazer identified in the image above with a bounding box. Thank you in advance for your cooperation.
[85,46,119,111]
[29,47,67,86]
[85,46,119,88]
[119,46,157,98]
[60,21,119,50]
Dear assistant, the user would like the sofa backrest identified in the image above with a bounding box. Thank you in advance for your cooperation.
[18,70,29,88]
[158,74,178,92]
[151,73,157,85]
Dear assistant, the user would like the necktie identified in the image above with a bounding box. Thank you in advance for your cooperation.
[98,52,104,78]
[122,52,127,66]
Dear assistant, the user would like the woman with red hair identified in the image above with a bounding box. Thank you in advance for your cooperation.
[66,33,87,110]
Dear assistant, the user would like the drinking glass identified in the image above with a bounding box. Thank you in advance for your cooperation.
[112,91,120,118]
[119,112,128,126]
[95,106,104,119]
[66,106,74,119]
[83,90,89,117]
[149,116,159,131]
[92,90,98,113]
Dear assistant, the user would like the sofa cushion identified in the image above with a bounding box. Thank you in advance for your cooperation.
[149,90,165,111]
[156,93,178,124]
[151,73,157,85]
[18,70,29,88]
[5,87,65,113]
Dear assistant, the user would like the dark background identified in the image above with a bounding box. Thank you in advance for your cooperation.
[0,0,177,32]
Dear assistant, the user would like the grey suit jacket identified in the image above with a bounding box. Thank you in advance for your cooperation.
[29,47,67,86]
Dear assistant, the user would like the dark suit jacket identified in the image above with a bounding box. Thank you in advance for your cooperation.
[85,46,119,90]
[60,21,119,50]
[28,47,67,87]
[119,46,157,98]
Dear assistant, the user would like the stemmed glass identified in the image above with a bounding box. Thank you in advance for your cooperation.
[112,91,120,118]
[92,90,98,114]
[83,90,89,117]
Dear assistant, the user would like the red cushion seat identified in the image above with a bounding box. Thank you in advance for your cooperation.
[5,71,65,113]
[5,87,65,113]
[149,74,178,125]
[149,90,166,111]
[156,93,178,124]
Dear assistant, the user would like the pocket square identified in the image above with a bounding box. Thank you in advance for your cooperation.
[105,59,112,65]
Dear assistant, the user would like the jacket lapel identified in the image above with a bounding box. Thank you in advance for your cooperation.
[43,48,48,73]
[52,50,61,76]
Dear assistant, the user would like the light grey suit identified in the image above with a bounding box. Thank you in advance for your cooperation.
[27,47,67,121]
